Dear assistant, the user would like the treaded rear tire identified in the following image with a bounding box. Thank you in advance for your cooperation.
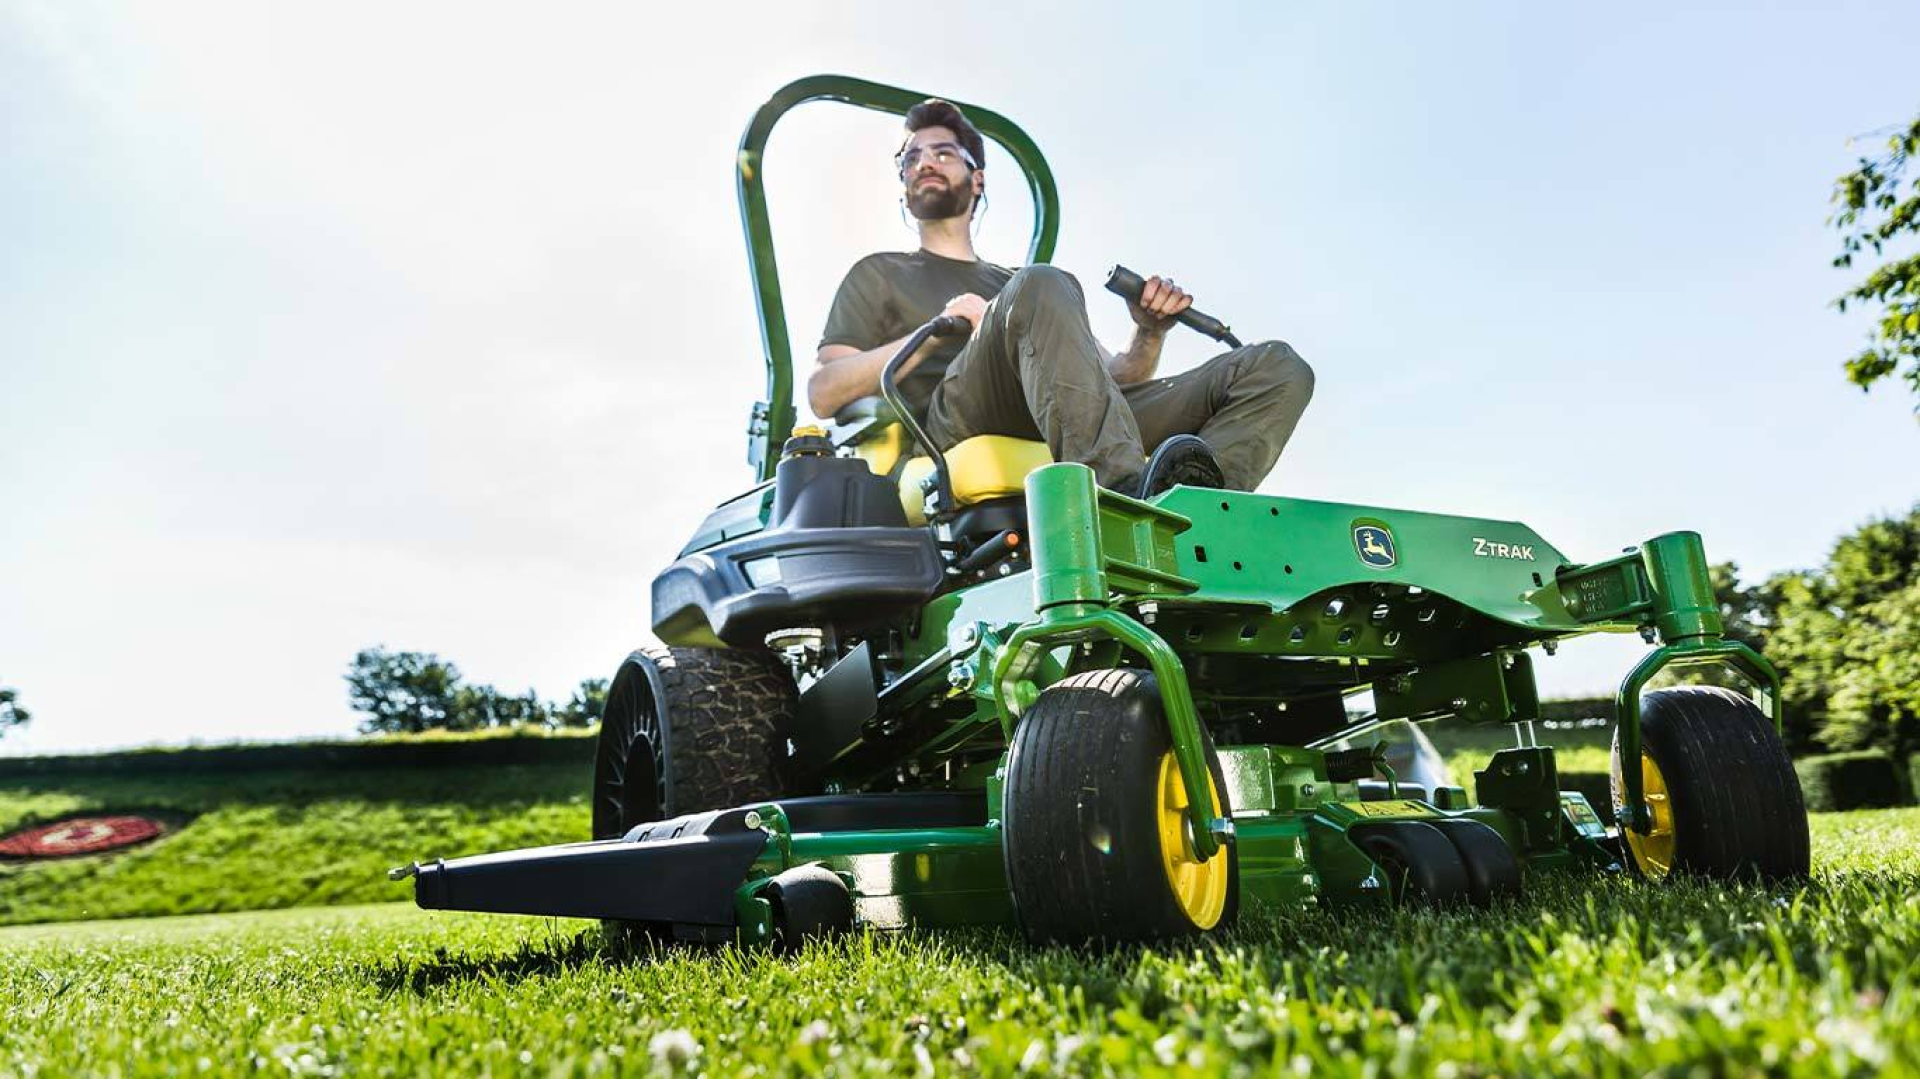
[1610,685,1809,882]
[592,645,798,841]
[1003,668,1239,945]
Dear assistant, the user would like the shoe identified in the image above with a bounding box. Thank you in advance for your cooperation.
[1137,435,1225,499]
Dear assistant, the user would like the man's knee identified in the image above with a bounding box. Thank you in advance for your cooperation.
[1241,340,1315,401]
[1000,264,1082,313]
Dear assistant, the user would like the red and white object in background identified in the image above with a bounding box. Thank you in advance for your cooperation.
[0,815,165,857]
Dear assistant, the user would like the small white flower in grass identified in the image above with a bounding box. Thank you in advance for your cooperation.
[1019,1039,1047,1072]
[1054,1033,1086,1066]
[798,1020,831,1046]
[1152,1033,1179,1066]
[649,1028,700,1068]
[912,1042,934,1076]
[519,1050,533,1065]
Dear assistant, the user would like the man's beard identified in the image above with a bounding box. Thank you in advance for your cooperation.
[905,178,973,222]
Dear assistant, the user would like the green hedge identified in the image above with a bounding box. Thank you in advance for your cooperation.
[0,728,596,779]
[1538,697,1615,724]
[1795,751,1910,813]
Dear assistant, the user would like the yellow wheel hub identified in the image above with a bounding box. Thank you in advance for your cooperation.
[1154,751,1229,928]
[1617,751,1677,879]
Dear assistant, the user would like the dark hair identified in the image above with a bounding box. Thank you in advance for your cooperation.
[903,99,986,172]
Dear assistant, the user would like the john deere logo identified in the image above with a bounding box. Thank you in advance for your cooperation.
[1353,524,1396,569]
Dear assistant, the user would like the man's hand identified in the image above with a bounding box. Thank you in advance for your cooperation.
[940,293,989,337]
[1127,275,1194,333]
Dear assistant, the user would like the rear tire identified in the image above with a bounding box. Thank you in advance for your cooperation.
[592,645,799,841]
[1610,686,1809,882]
[1003,668,1240,944]
[592,645,799,944]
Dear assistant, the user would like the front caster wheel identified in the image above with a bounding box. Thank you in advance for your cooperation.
[1610,686,1809,882]
[1003,668,1239,944]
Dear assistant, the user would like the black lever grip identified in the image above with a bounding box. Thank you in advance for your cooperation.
[927,314,972,338]
[1104,265,1242,348]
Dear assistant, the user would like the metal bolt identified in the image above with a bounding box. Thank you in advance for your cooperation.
[948,662,976,691]
[1639,624,1659,644]
[1451,697,1468,711]
[743,810,763,830]
[1208,817,1236,842]
[1300,782,1317,800]
[1138,602,1158,625]
[1542,639,1559,656]
[955,624,976,648]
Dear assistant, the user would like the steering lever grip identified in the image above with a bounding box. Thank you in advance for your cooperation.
[1104,265,1242,348]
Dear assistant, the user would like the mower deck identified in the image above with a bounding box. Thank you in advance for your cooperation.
[407,745,1616,945]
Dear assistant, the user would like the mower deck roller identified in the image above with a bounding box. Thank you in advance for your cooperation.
[399,75,1809,946]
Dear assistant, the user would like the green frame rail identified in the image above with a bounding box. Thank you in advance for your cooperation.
[735,74,1062,479]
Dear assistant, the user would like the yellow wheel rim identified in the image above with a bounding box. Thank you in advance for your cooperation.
[1154,751,1229,928]
[1618,751,1677,879]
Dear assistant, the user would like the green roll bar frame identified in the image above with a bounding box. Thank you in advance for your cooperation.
[735,74,1062,480]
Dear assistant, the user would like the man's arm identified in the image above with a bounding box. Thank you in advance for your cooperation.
[1104,325,1170,385]
[808,293,989,419]
[1103,274,1194,385]
[808,335,926,419]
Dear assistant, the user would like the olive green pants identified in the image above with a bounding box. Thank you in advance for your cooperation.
[923,265,1315,491]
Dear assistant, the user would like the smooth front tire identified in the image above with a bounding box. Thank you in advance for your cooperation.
[1003,668,1240,945]
[1610,686,1809,882]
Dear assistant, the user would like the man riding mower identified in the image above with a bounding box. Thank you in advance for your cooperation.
[395,75,1809,949]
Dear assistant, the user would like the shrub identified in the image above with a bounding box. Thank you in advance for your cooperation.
[1795,751,1909,812]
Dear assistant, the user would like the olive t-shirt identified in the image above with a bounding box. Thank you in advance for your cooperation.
[818,250,1015,419]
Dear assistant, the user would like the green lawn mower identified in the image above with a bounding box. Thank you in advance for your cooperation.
[395,75,1810,947]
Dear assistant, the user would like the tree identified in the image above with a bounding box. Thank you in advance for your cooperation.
[1830,113,1920,409]
[345,647,608,734]
[450,684,553,730]
[1763,507,1920,755]
[556,678,609,728]
[345,648,463,734]
[0,682,28,740]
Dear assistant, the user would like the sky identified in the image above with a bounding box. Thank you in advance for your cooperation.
[2,2,1916,756]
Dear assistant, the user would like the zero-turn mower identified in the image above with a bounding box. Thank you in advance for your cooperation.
[393,75,1809,947]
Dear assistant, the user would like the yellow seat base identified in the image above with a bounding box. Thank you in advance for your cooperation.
[897,435,1052,524]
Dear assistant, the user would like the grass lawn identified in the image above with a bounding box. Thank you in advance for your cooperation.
[2,807,1915,1077]
[0,763,589,925]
